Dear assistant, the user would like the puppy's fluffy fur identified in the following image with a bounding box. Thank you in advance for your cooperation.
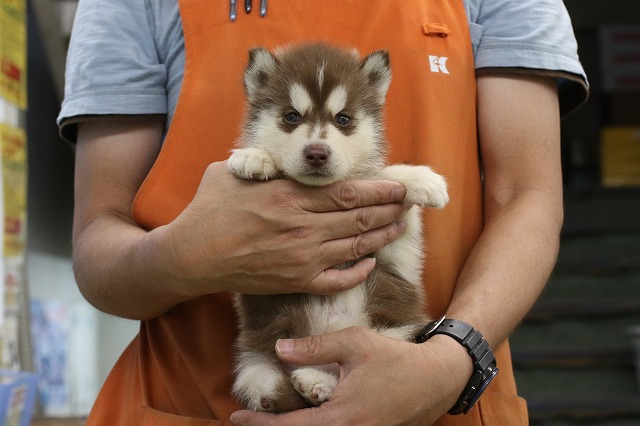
[228,43,449,412]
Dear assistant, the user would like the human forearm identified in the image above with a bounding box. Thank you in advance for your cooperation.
[73,212,190,319]
[445,73,563,348]
[73,120,182,319]
[446,188,562,348]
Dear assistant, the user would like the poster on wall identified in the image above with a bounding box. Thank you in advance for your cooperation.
[1,257,24,370]
[1,123,26,258]
[0,0,27,109]
[30,300,71,415]
[0,123,27,370]
[0,0,27,373]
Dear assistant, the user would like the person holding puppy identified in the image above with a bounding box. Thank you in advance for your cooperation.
[58,0,588,424]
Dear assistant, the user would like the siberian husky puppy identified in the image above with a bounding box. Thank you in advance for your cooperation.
[227,43,449,412]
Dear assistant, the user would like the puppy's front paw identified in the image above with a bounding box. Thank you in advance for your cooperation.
[379,165,449,208]
[291,367,338,406]
[404,167,449,208]
[228,147,278,180]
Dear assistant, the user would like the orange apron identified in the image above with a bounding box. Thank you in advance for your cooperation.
[89,1,529,424]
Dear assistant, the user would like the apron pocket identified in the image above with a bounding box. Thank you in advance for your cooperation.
[141,406,235,426]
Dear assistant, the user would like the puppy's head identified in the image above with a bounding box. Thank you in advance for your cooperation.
[240,43,391,186]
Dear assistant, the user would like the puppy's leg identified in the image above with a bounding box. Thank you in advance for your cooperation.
[228,147,278,181]
[233,351,308,412]
[374,206,425,285]
[372,164,448,283]
[290,367,338,406]
[365,265,428,341]
[377,164,449,208]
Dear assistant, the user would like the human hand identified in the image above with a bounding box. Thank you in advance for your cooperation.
[166,161,408,297]
[229,327,472,426]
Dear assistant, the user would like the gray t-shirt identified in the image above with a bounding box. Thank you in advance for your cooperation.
[57,0,588,142]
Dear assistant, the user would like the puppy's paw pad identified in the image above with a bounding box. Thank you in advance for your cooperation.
[258,396,275,412]
[291,368,337,406]
[228,148,278,180]
[309,382,335,403]
[240,392,269,412]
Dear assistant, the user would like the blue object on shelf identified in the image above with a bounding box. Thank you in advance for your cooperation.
[0,370,39,426]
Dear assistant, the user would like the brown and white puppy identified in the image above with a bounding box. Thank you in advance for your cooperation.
[227,43,449,412]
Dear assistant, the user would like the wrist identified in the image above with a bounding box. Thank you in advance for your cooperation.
[416,317,499,415]
[142,223,207,300]
[427,334,473,381]
[424,333,474,408]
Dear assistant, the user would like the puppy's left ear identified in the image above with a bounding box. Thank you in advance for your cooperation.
[244,47,278,102]
[360,50,391,104]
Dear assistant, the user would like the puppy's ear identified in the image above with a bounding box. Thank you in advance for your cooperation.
[244,47,277,102]
[360,50,391,104]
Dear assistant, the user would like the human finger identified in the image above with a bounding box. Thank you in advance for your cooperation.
[300,257,377,295]
[314,199,407,243]
[296,180,407,213]
[316,219,407,270]
[274,327,374,366]
[230,405,334,426]
[297,220,406,295]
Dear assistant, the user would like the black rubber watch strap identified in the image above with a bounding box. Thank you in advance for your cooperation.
[414,317,499,415]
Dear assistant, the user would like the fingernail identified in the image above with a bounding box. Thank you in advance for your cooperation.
[396,220,407,232]
[392,185,407,201]
[276,339,294,355]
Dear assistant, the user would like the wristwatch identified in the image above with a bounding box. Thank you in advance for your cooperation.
[415,316,499,415]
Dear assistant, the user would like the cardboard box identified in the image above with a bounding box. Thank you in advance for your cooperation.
[0,370,38,426]
[601,126,640,187]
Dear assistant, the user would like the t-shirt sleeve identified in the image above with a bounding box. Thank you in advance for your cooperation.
[57,0,168,142]
[468,0,589,116]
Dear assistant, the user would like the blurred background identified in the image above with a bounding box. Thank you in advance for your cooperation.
[0,0,639,425]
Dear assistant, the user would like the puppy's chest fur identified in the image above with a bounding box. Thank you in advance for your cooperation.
[235,259,426,349]
[228,43,449,412]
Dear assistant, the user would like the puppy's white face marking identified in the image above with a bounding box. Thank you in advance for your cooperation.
[307,123,325,141]
[289,83,312,116]
[325,85,348,116]
[317,62,326,91]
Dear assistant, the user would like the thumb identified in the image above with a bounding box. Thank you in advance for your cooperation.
[275,330,354,365]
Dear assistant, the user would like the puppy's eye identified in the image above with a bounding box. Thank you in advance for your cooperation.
[335,113,351,126]
[284,111,301,124]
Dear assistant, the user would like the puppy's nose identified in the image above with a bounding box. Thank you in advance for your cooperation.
[304,144,331,167]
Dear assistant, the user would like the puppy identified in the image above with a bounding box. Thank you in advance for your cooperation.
[227,43,449,412]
